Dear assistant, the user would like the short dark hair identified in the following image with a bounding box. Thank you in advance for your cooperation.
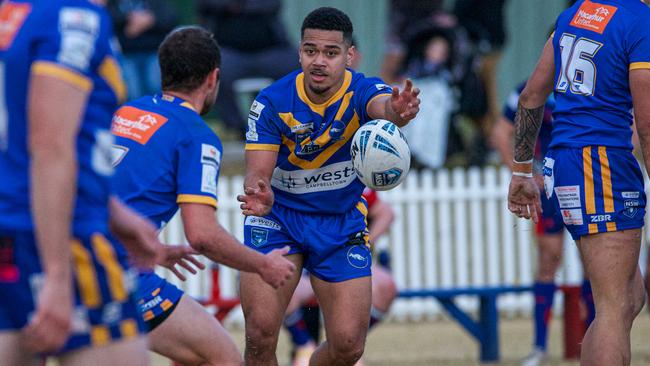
[158,26,221,92]
[301,7,353,46]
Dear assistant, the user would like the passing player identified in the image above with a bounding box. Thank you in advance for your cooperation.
[0,0,153,365]
[284,188,398,366]
[111,26,295,365]
[492,81,594,365]
[238,7,420,366]
[508,1,650,364]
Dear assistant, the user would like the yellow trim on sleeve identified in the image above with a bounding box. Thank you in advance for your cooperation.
[32,61,92,91]
[177,194,218,208]
[630,62,650,70]
[365,92,392,119]
[245,143,281,152]
[98,56,127,103]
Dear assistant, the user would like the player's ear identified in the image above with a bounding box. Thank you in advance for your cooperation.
[346,45,355,67]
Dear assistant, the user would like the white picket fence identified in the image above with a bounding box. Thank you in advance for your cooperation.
[157,166,649,322]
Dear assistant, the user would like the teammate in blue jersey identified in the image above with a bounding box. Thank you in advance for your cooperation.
[493,81,595,366]
[508,1,650,364]
[111,26,295,365]
[237,7,420,366]
[0,0,158,365]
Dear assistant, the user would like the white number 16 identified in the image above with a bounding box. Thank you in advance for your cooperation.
[556,33,602,96]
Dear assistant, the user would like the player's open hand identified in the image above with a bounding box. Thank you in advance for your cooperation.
[507,175,542,223]
[158,245,206,281]
[389,79,421,125]
[259,246,296,289]
[22,277,72,353]
[237,179,274,217]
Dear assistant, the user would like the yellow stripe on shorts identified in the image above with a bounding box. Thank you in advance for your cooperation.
[120,319,139,339]
[92,234,127,302]
[71,240,102,308]
[598,147,615,213]
[583,147,596,215]
[91,326,110,346]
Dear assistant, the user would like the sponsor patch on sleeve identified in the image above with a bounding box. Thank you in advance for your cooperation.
[249,100,265,120]
[246,117,259,141]
[58,7,100,71]
[201,143,221,167]
[201,164,218,195]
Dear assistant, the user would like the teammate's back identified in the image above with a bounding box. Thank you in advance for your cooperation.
[551,0,650,149]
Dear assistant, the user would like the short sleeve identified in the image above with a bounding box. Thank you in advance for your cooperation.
[31,6,107,92]
[175,134,222,208]
[628,15,650,70]
[354,76,393,124]
[245,93,283,152]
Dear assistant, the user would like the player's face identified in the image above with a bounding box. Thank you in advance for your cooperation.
[300,29,353,99]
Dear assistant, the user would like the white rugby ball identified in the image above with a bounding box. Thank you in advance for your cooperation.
[350,119,410,191]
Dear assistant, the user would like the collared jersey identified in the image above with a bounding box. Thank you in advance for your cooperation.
[111,94,222,228]
[504,81,556,163]
[0,0,126,233]
[245,69,392,214]
[550,0,650,150]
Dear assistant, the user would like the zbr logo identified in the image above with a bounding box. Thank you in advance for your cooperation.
[347,245,370,269]
[570,1,617,34]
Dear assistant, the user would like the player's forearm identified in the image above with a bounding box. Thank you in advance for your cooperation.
[368,203,394,241]
[187,223,267,274]
[513,101,544,168]
[30,147,76,280]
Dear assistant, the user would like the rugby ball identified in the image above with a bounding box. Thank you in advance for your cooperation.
[350,119,410,191]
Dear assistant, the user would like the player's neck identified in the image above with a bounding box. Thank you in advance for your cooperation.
[304,77,345,105]
[162,90,202,112]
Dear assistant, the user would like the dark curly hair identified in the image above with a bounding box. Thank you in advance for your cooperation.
[158,26,221,92]
[301,7,353,46]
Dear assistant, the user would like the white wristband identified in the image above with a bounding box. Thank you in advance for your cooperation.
[512,171,533,178]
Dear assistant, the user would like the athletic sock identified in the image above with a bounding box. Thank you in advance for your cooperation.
[369,306,385,330]
[581,280,595,329]
[533,281,556,351]
[284,308,312,347]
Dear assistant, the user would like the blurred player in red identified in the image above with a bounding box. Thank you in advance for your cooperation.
[285,188,398,366]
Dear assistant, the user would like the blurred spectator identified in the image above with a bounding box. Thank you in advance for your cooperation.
[454,0,508,165]
[380,0,447,84]
[108,0,179,99]
[198,0,299,137]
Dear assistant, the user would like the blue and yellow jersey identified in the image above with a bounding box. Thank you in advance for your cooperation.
[111,94,222,228]
[0,0,126,233]
[245,69,392,214]
[550,0,650,150]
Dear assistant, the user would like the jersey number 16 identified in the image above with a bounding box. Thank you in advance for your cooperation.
[556,33,602,97]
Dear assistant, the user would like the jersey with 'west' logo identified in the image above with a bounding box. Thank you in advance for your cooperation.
[550,0,650,149]
[245,69,392,214]
[0,0,126,234]
[111,94,222,228]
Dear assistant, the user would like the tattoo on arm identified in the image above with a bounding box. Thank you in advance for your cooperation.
[513,103,544,162]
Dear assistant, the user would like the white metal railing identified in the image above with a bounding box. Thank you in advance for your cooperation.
[157,166,649,322]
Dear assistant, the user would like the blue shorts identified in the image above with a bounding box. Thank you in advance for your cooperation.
[243,201,372,282]
[543,147,646,240]
[136,272,183,332]
[536,189,564,236]
[0,230,143,353]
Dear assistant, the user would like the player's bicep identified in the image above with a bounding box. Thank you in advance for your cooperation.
[520,38,555,108]
[175,139,222,208]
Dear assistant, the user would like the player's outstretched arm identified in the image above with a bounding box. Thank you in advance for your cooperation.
[108,197,204,280]
[367,78,421,127]
[368,198,395,242]
[22,71,88,353]
[631,68,650,173]
[508,38,555,223]
[238,150,277,217]
[180,203,295,288]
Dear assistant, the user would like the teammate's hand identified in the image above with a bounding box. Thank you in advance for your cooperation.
[117,218,160,269]
[22,277,72,353]
[388,79,421,125]
[237,179,274,217]
[258,246,296,289]
[508,175,542,223]
[158,245,206,281]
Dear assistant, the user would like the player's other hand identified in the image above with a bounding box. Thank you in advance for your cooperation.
[237,179,274,217]
[389,79,421,125]
[158,245,206,281]
[507,175,542,223]
[259,246,296,289]
[22,277,72,353]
